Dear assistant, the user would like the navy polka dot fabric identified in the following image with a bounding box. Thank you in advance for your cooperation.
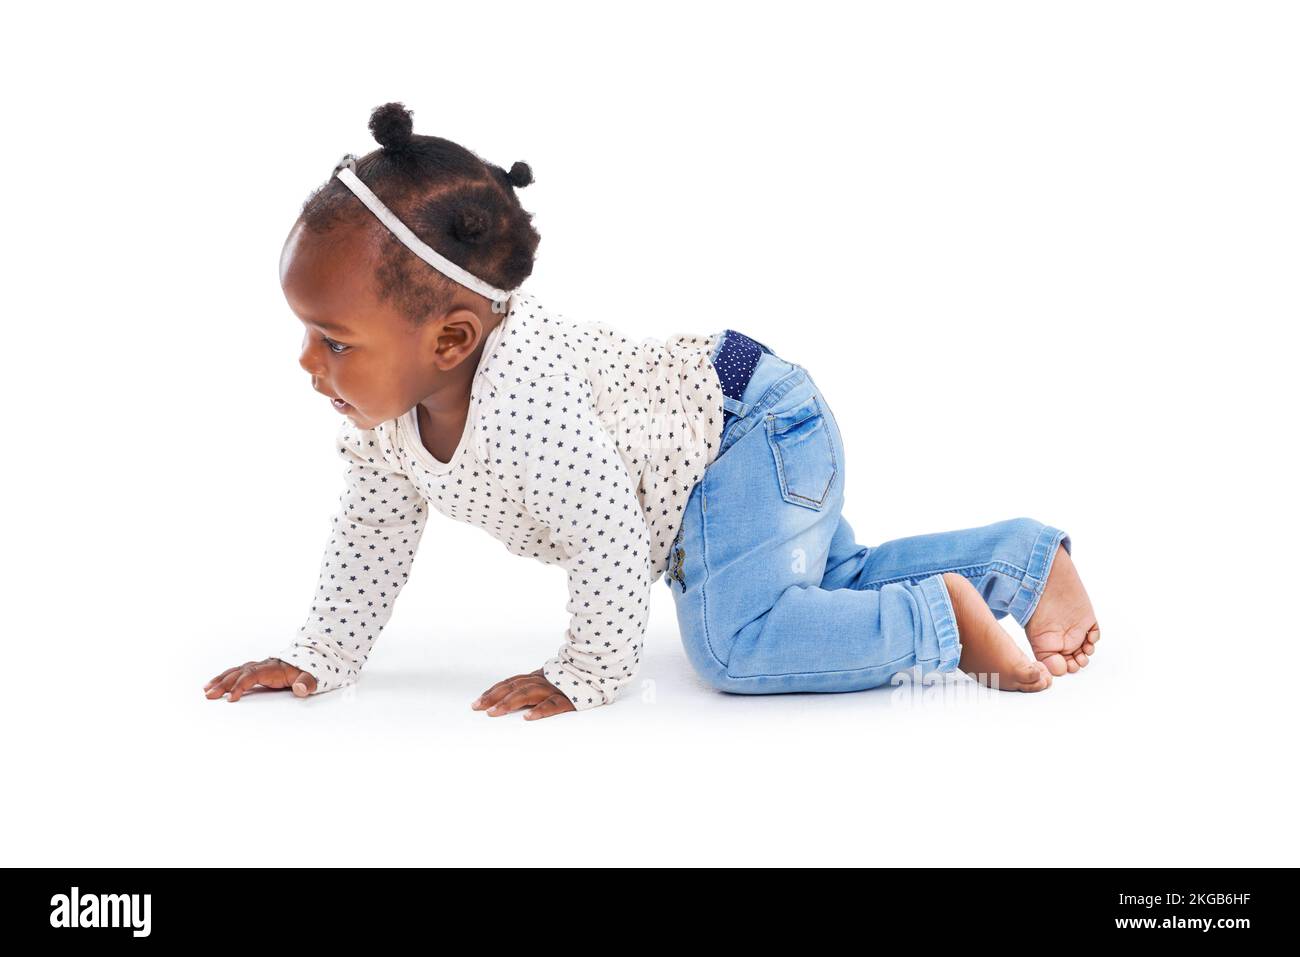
[711,329,764,428]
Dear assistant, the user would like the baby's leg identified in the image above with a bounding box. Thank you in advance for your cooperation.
[944,572,1052,691]
[823,515,1097,676]
[824,516,1058,689]
[670,348,1077,697]
[669,363,966,695]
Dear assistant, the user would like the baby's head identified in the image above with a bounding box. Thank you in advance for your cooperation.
[282,102,541,429]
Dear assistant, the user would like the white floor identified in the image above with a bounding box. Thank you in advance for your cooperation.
[6,534,1292,866]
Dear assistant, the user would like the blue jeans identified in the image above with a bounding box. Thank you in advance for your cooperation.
[664,339,1073,695]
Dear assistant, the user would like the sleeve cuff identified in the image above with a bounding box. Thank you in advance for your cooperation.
[276,637,359,695]
[542,658,615,711]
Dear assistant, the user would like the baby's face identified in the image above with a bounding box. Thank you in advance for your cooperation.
[279,219,484,430]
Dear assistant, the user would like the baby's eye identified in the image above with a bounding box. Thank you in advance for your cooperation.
[322,336,350,355]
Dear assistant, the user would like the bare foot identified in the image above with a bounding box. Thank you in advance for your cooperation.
[944,573,1052,692]
[1024,544,1101,676]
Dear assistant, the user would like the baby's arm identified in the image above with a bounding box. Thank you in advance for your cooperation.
[477,372,654,716]
[204,418,429,701]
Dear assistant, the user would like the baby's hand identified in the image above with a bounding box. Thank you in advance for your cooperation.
[204,658,318,702]
[471,668,575,720]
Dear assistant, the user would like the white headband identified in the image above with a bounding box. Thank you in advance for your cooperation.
[331,153,514,313]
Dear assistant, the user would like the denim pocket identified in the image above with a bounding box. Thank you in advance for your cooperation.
[765,394,837,510]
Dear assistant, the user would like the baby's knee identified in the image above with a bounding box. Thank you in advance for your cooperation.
[999,515,1055,547]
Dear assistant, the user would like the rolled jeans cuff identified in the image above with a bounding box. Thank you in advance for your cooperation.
[1008,524,1072,627]
[917,573,963,673]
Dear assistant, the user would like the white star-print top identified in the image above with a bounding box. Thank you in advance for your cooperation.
[276,289,726,710]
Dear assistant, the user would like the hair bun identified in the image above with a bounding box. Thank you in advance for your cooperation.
[452,206,492,245]
[506,161,534,189]
[368,102,415,152]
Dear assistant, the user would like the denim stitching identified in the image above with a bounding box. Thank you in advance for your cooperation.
[696,366,805,672]
[857,559,1028,590]
[714,365,805,453]
[697,467,725,669]
[1016,526,1069,625]
[722,577,953,683]
[765,401,837,509]
[725,649,919,682]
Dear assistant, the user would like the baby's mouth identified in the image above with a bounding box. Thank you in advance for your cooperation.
[331,397,351,412]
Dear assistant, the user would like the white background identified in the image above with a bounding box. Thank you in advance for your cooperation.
[2,1,1296,866]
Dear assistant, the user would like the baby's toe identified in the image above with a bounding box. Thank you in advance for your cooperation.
[1018,661,1053,692]
[1038,650,1069,676]
[1037,662,1054,689]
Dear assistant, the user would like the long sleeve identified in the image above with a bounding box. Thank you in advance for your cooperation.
[480,372,654,711]
[276,418,430,694]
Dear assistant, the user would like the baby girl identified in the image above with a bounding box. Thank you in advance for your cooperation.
[204,102,1101,719]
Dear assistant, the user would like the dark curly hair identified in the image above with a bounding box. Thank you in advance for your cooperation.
[299,101,541,324]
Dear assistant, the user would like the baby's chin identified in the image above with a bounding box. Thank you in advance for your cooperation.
[333,402,367,427]
[344,408,391,430]
[337,399,402,430]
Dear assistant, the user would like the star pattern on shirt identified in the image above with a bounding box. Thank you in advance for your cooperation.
[276,290,727,711]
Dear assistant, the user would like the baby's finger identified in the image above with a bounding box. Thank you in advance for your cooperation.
[471,673,531,709]
[226,668,266,702]
[523,692,573,721]
[205,670,244,699]
[212,660,262,693]
[472,682,516,710]
[204,666,240,691]
[290,670,317,697]
[470,682,506,710]
[486,684,549,716]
